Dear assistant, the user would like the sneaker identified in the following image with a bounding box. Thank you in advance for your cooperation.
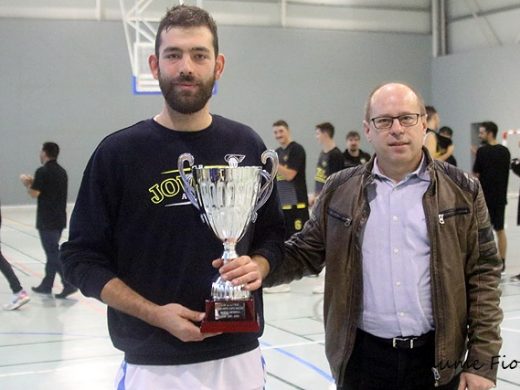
[312,283,325,294]
[264,284,291,293]
[3,290,31,311]
[55,286,78,299]
[32,285,52,294]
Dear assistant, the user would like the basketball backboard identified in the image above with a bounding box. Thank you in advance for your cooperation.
[120,0,180,94]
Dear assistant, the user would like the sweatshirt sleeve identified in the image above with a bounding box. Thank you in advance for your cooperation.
[60,144,121,300]
[244,140,284,268]
[249,179,285,271]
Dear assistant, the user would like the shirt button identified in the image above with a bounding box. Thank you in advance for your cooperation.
[392,215,399,222]
[399,312,405,317]
[396,281,401,287]
[393,248,399,254]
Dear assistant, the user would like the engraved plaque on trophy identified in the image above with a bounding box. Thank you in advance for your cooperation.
[178,151,278,332]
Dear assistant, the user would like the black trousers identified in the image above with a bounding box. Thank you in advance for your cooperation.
[0,247,23,293]
[338,329,461,390]
[282,206,309,239]
[38,229,73,290]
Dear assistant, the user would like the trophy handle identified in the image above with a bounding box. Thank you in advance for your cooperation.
[251,149,279,222]
[177,153,200,211]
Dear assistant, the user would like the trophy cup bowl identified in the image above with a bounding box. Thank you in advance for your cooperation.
[178,151,278,333]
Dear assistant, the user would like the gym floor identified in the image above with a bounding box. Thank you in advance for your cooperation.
[1,204,519,389]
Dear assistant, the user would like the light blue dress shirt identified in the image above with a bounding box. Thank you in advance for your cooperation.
[359,156,434,338]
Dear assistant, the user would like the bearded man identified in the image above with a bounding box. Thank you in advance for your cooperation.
[61,5,284,390]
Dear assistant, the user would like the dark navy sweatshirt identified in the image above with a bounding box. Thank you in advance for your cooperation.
[61,115,284,364]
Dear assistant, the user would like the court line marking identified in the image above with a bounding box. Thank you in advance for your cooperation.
[260,340,334,383]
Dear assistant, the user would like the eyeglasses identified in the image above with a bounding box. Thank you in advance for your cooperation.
[370,113,424,130]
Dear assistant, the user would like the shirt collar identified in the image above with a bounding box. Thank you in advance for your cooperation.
[372,153,430,184]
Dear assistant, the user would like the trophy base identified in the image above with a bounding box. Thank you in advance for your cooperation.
[201,298,260,333]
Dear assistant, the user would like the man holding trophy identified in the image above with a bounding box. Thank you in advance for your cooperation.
[61,5,284,390]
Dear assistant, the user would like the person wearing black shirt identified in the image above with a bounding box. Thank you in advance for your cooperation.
[272,120,309,237]
[61,6,284,389]
[20,142,74,299]
[424,106,454,163]
[309,122,344,294]
[438,126,457,166]
[510,158,520,281]
[343,130,371,168]
[473,121,510,271]
[424,105,440,158]
[265,120,309,294]
[309,122,345,208]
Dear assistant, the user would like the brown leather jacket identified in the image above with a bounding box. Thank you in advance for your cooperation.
[265,150,503,387]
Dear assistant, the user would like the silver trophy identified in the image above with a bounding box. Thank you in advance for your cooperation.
[178,150,278,332]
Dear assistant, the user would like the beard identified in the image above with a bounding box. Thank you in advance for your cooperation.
[158,71,215,115]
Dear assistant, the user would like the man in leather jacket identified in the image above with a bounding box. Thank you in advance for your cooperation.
[221,82,503,390]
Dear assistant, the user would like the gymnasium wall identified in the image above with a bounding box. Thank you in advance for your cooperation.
[0,18,431,205]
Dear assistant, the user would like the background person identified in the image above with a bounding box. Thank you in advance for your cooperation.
[343,130,371,168]
[437,126,457,166]
[309,122,344,208]
[1,202,30,310]
[61,5,284,390]
[424,105,454,163]
[473,121,511,272]
[265,120,309,294]
[423,105,440,158]
[510,157,520,281]
[20,142,75,299]
[257,82,502,390]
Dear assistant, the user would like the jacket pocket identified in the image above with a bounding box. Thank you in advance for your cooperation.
[438,207,470,224]
[327,208,352,227]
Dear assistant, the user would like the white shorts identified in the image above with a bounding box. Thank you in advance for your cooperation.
[115,347,265,390]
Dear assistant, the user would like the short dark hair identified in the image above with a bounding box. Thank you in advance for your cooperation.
[42,142,60,159]
[316,122,335,138]
[480,121,498,138]
[273,120,289,129]
[438,126,453,137]
[346,130,361,139]
[155,5,219,58]
[425,105,437,117]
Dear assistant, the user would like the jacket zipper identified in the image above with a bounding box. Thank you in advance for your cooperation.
[423,185,442,387]
[438,207,470,224]
[327,208,353,227]
[434,205,470,385]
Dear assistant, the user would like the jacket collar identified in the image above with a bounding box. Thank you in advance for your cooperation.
[362,146,435,184]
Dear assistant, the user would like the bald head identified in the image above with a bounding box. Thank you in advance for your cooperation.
[362,82,427,182]
[364,83,426,122]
